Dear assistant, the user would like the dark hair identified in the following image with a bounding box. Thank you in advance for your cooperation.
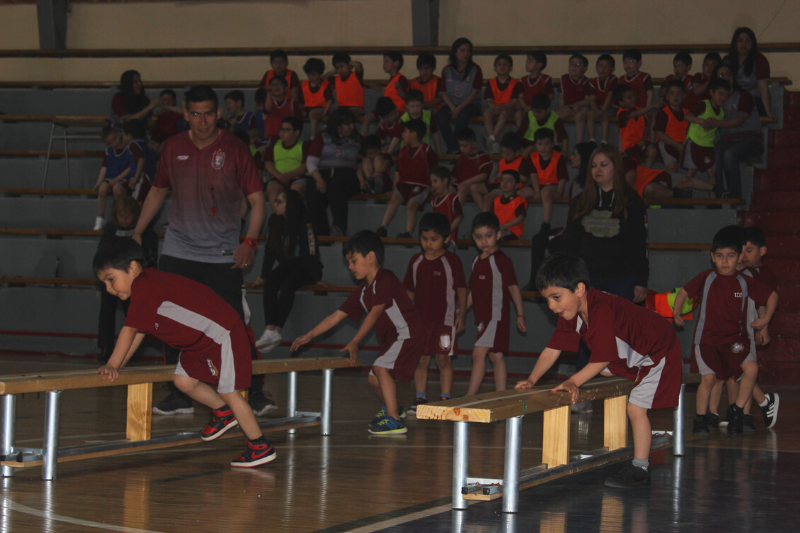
[281,116,303,134]
[570,53,589,69]
[343,230,384,265]
[326,108,357,143]
[665,79,686,93]
[269,76,288,88]
[375,96,397,118]
[93,238,146,277]
[159,89,177,99]
[573,141,598,189]
[403,118,426,141]
[744,226,766,248]
[185,85,219,108]
[430,165,452,183]
[448,37,475,80]
[112,195,141,228]
[612,83,633,105]
[533,128,555,143]
[596,54,615,68]
[456,128,476,142]
[501,169,521,184]
[573,144,635,221]
[527,50,547,69]
[495,54,513,67]
[535,252,591,292]
[674,51,693,67]
[303,57,326,75]
[385,51,404,70]
[332,52,352,67]
[266,189,310,259]
[708,78,731,94]
[224,90,245,105]
[270,49,288,62]
[117,70,150,116]
[122,120,147,140]
[233,130,250,145]
[530,93,551,111]
[101,126,117,140]
[712,225,745,253]
[419,212,451,239]
[255,87,267,104]
[405,89,425,104]
[416,52,436,70]
[363,134,382,152]
[500,131,521,151]
[622,48,642,62]
[728,27,758,78]
[711,64,741,91]
[703,52,722,66]
[471,212,500,233]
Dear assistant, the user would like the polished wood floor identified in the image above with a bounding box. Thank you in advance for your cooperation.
[0,353,796,533]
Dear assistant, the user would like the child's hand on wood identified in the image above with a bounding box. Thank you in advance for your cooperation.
[96,365,119,382]
[515,379,534,390]
[340,341,359,365]
[551,380,580,403]
[291,333,312,352]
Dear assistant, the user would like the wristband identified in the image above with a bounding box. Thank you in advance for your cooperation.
[244,238,258,249]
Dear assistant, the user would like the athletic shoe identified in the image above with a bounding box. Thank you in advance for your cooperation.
[201,405,239,441]
[93,216,105,231]
[408,397,428,414]
[727,404,744,436]
[760,392,779,429]
[705,412,720,430]
[231,438,277,468]
[370,404,406,425]
[396,232,413,239]
[743,414,756,434]
[249,390,278,416]
[152,391,194,415]
[718,404,735,429]
[376,226,388,238]
[604,463,651,488]
[692,415,710,435]
[255,329,282,353]
[368,416,407,435]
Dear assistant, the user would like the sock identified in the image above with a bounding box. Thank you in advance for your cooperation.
[248,435,268,445]
[759,397,769,407]
[441,393,452,399]
[416,392,427,400]
[632,458,649,471]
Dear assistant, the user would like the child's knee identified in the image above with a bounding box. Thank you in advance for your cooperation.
[407,200,419,212]
[367,373,380,387]
[701,373,717,387]
[436,354,452,369]
[488,351,505,364]
[627,401,647,420]
[173,375,195,393]
[741,361,758,377]
[646,144,658,157]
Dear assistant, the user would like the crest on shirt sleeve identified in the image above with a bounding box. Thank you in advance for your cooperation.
[213,150,226,170]
[207,358,219,377]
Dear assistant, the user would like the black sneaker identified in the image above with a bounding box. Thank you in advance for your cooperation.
[231,438,277,468]
[760,393,780,429]
[201,405,239,441]
[396,231,413,239]
[743,414,756,433]
[718,404,735,429]
[249,390,278,416]
[152,390,194,415]
[727,404,744,436]
[706,412,720,430]
[693,415,710,435]
[408,397,428,415]
[376,226,388,238]
[604,463,651,488]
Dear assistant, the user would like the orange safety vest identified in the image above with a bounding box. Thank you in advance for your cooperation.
[632,165,668,197]
[497,156,525,188]
[301,80,329,108]
[335,73,365,108]
[264,69,295,91]
[383,74,406,114]
[646,288,696,322]
[408,76,441,109]
[489,78,520,106]
[618,107,646,152]
[530,150,563,186]
[664,106,689,143]
[494,195,528,238]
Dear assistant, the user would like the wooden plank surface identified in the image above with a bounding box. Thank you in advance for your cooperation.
[126,382,152,441]
[542,405,571,468]
[603,395,629,451]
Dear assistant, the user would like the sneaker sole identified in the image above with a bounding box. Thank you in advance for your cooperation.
[231,450,277,468]
[201,419,239,442]
[604,478,651,488]
[253,404,279,416]
[765,395,780,429]
[718,421,729,428]
[368,426,408,435]
[255,338,282,352]
[152,407,195,416]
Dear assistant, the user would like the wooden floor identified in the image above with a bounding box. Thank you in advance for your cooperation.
[0,353,797,533]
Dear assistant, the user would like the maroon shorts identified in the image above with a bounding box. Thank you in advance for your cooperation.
[394,182,430,206]
[174,321,253,394]
[371,332,425,383]
[122,178,151,204]
[623,142,649,161]
[474,318,509,354]
[694,342,749,381]
[606,336,682,409]
[682,140,715,172]
[424,323,457,357]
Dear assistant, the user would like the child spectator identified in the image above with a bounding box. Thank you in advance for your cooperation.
[376,119,438,238]
[621,49,654,108]
[326,52,365,116]
[622,157,690,200]
[613,84,662,166]
[401,89,442,153]
[404,212,468,412]
[369,51,408,114]
[301,58,333,138]
[653,79,689,172]
[526,128,568,233]
[467,213,526,395]
[357,134,393,193]
[362,96,403,153]
[121,120,154,204]
[660,51,694,100]
[149,89,182,151]
[483,54,522,154]
[225,90,257,138]
[263,77,303,142]
[96,196,157,362]
[438,37,483,153]
[516,252,683,488]
[92,127,135,230]
[265,117,309,201]
[520,93,569,156]
[260,49,301,103]
[292,231,425,435]
[408,52,444,110]
[586,54,619,144]
[452,128,493,209]
[95,240,277,467]
[558,53,591,144]
[690,52,722,109]
[483,133,534,211]
[673,225,777,436]
[516,51,554,128]
[429,166,463,246]
[254,88,268,146]
[493,170,528,241]
[254,189,322,353]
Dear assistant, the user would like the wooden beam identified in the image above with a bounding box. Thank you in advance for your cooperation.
[603,395,628,451]
[126,383,152,441]
[542,405,570,468]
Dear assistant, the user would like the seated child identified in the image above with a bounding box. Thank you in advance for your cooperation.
[653,79,689,172]
[452,128,493,208]
[523,128,568,232]
[673,225,777,436]
[263,77,303,142]
[93,126,135,230]
[483,54,522,154]
[520,93,569,156]
[586,54,619,144]
[401,89,441,153]
[376,119,438,238]
[362,96,402,153]
[95,239,276,467]
[659,51,694,100]
[149,89,182,152]
[326,52,365,116]
[483,133,533,211]
[265,117,309,201]
[404,212,468,412]
[612,84,662,166]
[301,58,333,138]
[492,170,528,241]
[467,213,526,395]
[292,231,425,435]
[254,88,268,148]
[121,120,154,204]
[621,48,654,109]
[408,53,444,110]
[260,48,301,103]
[369,51,408,114]
[689,52,722,110]
[429,166,463,247]
[516,252,683,488]
[622,157,691,200]
[516,51,554,129]
[225,90,257,138]
[358,134,393,193]
[557,53,590,144]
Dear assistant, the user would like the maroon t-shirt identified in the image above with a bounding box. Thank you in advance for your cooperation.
[154,130,262,262]
[396,143,438,187]
[404,251,467,326]
[452,151,493,184]
[750,265,778,292]
[264,98,302,139]
[431,192,463,243]
[622,72,654,107]
[378,119,404,141]
[585,76,619,107]
[520,74,554,105]
[469,249,517,324]
[560,74,589,106]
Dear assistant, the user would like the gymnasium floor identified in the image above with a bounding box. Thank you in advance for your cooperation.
[0,353,796,533]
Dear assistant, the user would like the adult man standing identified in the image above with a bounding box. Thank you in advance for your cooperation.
[133,86,276,416]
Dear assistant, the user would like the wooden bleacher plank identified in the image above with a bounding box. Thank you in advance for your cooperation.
[603,395,629,451]
[0,115,108,126]
[542,405,571,468]
[0,150,105,158]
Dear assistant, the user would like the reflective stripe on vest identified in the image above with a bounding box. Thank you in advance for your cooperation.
[618,107,646,152]
[686,100,723,148]
[530,150,563,186]
[664,107,689,143]
[335,73,365,108]
[383,74,406,114]
[523,110,559,142]
[301,80,329,108]
[489,78,519,106]
[400,109,432,144]
[273,140,304,174]
[493,195,527,238]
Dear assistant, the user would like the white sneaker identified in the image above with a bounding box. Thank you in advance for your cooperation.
[93,216,105,231]
[255,329,282,353]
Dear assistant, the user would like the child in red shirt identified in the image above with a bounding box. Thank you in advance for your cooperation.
[358,134,393,193]
[263,77,302,141]
[301,58,333,138]
[690,53,722,109]
[586,54,619,144]
[493,170,528,241]
[149,89,183,151]
[429,166,463,246]
[408,52,444,110]
[660,51,694,101]
[516,51,554,129]
[260,49,301,103]
[362,97,403,153]
[557,53,590,145]
[483,54,522,154]
[452,128,494,208]
[621,48,654,108]
[325,52,365,116]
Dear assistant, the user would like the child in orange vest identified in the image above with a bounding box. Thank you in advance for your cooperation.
[362,52,409,136]
[483,54,522,154]
[612,84,663,167]
[493,169,528,241]
[483,133,533,212]
[301,58,333,138]
[523,128,568,233]
[325,52,365,117]
[260,49,301,103]
[653,79,690,172]
[408,53,443,110]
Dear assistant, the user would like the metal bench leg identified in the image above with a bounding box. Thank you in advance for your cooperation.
[2,394,16,477]
[452,421,469,510]
[673,383,686,456]
[287,371,297,435]
[502,415,523,513]
[42,390,63,481]
[321,369,333,436]
[41,122,56,188]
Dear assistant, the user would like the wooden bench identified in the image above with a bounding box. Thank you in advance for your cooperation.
[0,356,359,480]
[416,373,700,513]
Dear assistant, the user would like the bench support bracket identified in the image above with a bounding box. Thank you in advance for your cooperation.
[42,390,62,481]
[502,416,523,513]
[452,421,469,510]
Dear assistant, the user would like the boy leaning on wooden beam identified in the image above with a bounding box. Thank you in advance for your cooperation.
[93,239,276,468]
[515,252,682,488]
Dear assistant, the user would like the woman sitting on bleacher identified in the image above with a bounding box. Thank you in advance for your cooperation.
[723,27,775,122]
[111,70,157,126]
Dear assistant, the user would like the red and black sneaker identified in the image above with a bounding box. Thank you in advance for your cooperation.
[231,438,277,468]
[201,405,239,442]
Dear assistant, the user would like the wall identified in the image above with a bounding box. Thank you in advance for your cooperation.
[0,4,39,49]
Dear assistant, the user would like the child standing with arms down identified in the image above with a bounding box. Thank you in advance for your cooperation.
[95,240,276,467]
[404,213,468,412]
[292,231,425,435]
[467,213,527,395]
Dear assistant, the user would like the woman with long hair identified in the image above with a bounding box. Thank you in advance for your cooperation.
[111,70,157,124]
[437,37,484,153]
[724,27,775,121]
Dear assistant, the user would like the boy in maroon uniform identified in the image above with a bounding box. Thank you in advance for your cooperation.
[376,119,438,238]
[404,213,468,412]
[95,240,276,467]
[653,80,689,172]
[452,128,494,209]
[263,77,302,142]
[673,226,777,437]
[689,53,722,110]
[516,51,554,129]
[621,49,654,108]
[517,252,683,488]
[429,166,463,247]
[483,133,534,211]
[660,51,694,100]
[558,54,590,144]
[362,97,403,153]
[293,231,425,435]
[492,170,528,241]
[467,213,526,395]
[613,84,662,167]
[586,54,619,144]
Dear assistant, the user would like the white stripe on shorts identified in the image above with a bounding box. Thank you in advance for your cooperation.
[629,357,667,410]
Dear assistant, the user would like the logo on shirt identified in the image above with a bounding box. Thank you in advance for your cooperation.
[433,271,442,277]
[734,292,743,298]
[213,150,226,170]
[177,155,189,161]
[207,358,219,377]
[477,322,485,335]
[731,342,744,354]
[479,275,486,280]
[704,155,712,165]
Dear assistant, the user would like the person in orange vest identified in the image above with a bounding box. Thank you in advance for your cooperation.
[362,52,409,136]
[259,49,301,104]
[612,84,663,167]
[324,52,365,117]
[409,53,443,110]
[492,170,528,241]
[653,79,689,172]
[522,128,568,233]
[301,58,333,138]
[482,132,533,211]
[483,54,522,154]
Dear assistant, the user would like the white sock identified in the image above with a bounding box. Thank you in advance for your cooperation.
[759,397,769,407]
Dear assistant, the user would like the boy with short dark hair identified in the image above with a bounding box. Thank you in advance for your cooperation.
[517,252,683,488]
[483,133,533,211]
[401,89,441,153]
[301,57,333,137]
[483,54,522,154]
[558,53,590,144]
[370,51,408,114]
[93,126,135,230]
[408,53,443,110]
[264,116,309,201]
[467,213,526,395]
[492,170,528,241]
[516,50,554,128]
[660,51,694,100]
[613,84,662,166]
[621,48,654,108]
[524,128,568,232]
[95,239,276,467]
[404,212,468,412]
[653,79,689,172]
[263,77,303,142]
[690,52,722,109]
[292,230,425,435]
[673,225,777,437]
[429,166,463,246]
[452,128,494,208]
[586,54,619,144]
[260,48,301,102]
[520,93,569,156]
[225,90,258,138]
[362,96,402,153]
[326,52,365,116]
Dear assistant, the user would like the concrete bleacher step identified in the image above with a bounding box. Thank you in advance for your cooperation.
[750,191,800,212]
[754,168,800,191]
[745,212,800,235]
